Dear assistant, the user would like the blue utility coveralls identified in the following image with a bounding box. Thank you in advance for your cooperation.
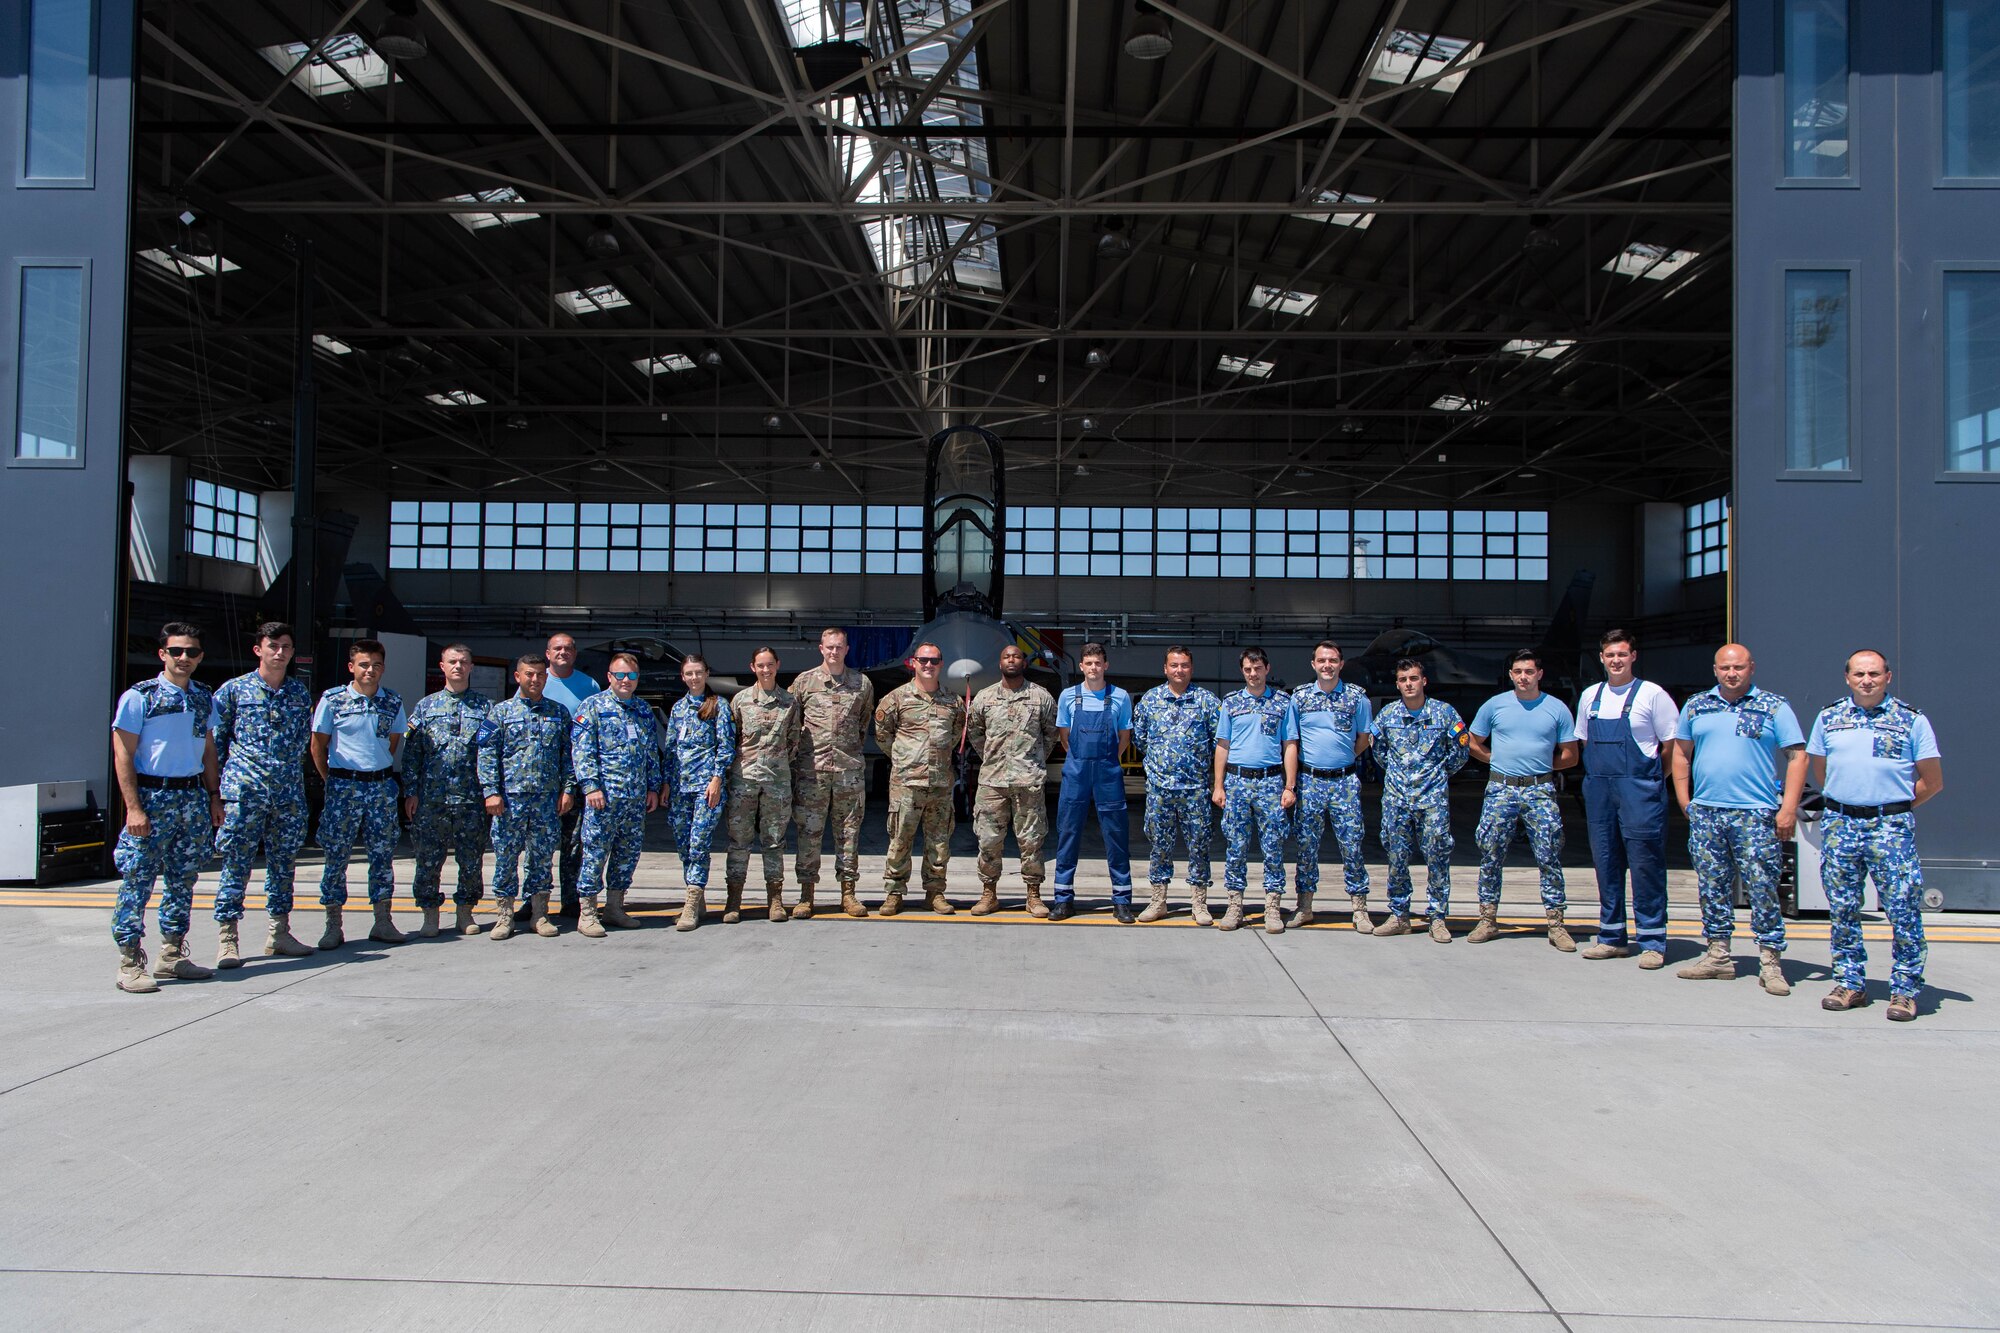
[1053,685,1134,901]
[1582,682,1669,954]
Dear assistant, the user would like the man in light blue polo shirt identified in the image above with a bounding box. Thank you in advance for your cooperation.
[1468,650,1579,951]
[1290,641,1372,927]
[540,632,600,917]
[1671,642,1806,995]
[1808,650,1944,1022]
[1051,642,1136,921]
[310,639,409,949]
[1211,647,1298,933]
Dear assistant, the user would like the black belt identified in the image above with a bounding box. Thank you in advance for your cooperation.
[328,767,395,783]
[1489,772,1555,788]
[1825,798,1912,820]
[1225,764,1284,779]
[1304,764,1356,780]
[137,774,205,791]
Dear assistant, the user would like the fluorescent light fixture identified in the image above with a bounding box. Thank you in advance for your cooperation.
[258,33,398,96]
[1603,243,1700,281]
[138,248,242,279]
[444,186,540,231]
[425,389,487,407]
[1248,284,1321,317]
[313,334,355,355]
[1294,189,1377,229]
[1216,353,1276,379]
[1502,338,1576,360]
[1370,29,1483,96]
[1431,394,1480,411]
[634,353,696,375]
[554,285,631,315]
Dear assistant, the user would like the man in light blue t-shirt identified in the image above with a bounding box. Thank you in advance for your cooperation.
[309,639,409,950]
[541,632,600,917]
[1289,641,1373,928]
[1212,647,1298,934]
[1670,642,1806,996]
[1467,650,1579,951]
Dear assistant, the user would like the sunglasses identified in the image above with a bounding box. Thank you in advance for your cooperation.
[609,671,639,682]
[912,656,942,666]
[163,646,204,658]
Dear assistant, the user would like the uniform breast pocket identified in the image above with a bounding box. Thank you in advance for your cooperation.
[1261,714,1280,738]
[1872,732,1907,760]
[1734,713,1767,740]
[374,712,394,739]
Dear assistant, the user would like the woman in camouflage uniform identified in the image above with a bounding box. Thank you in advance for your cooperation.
[667,654,734,930]
[726,648,802,923]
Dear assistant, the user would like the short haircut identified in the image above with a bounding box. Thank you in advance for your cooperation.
[819,627,847,642]
[439,642,472,660]
[516,653,548,671]
[1313,640,1343,657]
[1163,645,1193,663]
[547,632,577,645]
[1599,628,1636,651]
[1079,641,1108,662]
[1846,648,1891,671]
[912,641,941,657]
[1394,657,1427,679]
[348,638,386,661]
[253,621,293,646]
[1508,648,1543,669]
[158,621,202,648]
[608,651,641,671]
[1239,646,1269,667]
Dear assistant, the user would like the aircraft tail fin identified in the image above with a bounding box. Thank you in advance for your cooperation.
[1535,570,1595,689]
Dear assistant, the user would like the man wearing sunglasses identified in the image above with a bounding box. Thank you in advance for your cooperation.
[110,623,223,992]
[873,642,966,914]
[210,621,316,964]
[572,652,666,937]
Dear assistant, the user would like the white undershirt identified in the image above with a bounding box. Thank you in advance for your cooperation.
[1575,679,1679,759]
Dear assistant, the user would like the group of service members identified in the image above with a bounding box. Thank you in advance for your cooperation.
[110,620,1943,1021]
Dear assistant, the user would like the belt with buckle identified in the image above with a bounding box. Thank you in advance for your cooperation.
[1825,798,1912,820]
[1224,764,1283,779]
[328,767,395,783]
[137,774,205,791]
[1304,764,1356,781]
[1489,772,1555,788]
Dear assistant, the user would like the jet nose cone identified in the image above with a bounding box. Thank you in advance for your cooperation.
[945,658,985,688]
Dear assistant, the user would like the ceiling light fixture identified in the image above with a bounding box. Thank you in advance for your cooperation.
[375,0,428,61]
[763,414,783,430]
[699,344,724,369]
[1079,416,1099,433]
[584,214,621,260]
[1124,2,1172,59]
[505,413,529,430]
[1097,217,1132,255]
[1083,345,1107,368]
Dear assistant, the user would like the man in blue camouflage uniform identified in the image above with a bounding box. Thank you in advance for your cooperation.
[1211,647,1297,933]
[210,621,316,962]
[310,638,409,950]
[401,643,493,937]
[1809,650,1944,1022]
[1131,647,1221,923]
[1289,641,1373,929]
[1468,650,1580,951]
[110,623,223,992]
[665,654,734,930]
[477,653,575,940]
[571,651,667,938]
[1369,658,1471,940]
[1671,643,1807,995]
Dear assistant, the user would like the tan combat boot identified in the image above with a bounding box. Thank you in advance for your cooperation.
[840,881,868,918]
[1582,942,1631,960]
[317,906,345,951]
[1024,885,1049,918]
[1374,913,1412,937]
[577,899,607,938]
[1217,891,1245,931]
[602,890,639,928]
[370,901,407,944]
[722,884,744,924]
[455,904,483,935]
[1428,916,1453,943]
[489,900,517,940]
[1136,886,1168,923]
[117,942,159,993]
[1677,938,1735,979]
[1758,947,1790,996]
[1286,890,1315,928]
[792,884,816,920]
[766,883,789,922]
[152,936,214,981]
[1637,950,1666,970]
[1264,892,1286,934]
[1189,886,1213,926]
[675,887,704,932]
[925,887,955,915]
[214,921,243,970]
[1466,904,1500,944]
[266,913,314,956]
[970,883,1001,916]
[1349,894,1374,934]
[1545,908,1576,953]
[420,905,441,938]
[879,890,904,917]
[530,893,559,937]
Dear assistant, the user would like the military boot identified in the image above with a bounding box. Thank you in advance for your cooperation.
[1217,891,1245,931]
[1758,947,1791,996]
[925,887,955,915]
[1286,890,1315,928]
[766,883,789,922]
[1349,893,1374,934]
[1374,913,1412,937]
[879,891,904,917]
[420,905,442,938]
[214,921,243,970]
[152,936,214,981]
[1545,908,1576,953]
[1582,942,1631,960]
[1136,886,1169,923]
[1677,938,1735,979]
[1190,886,1213,926]
[317,906,345,951]
[266,913,314,957]
[792,883,816,920]
[602,890,639,929]
[1263,893,1286,934]
[840,881,868,918]
[1024,885,1049,918]
[1466,904,1500,944]
[370,902,408,944]
[577,899,607,938]
[489,900,517,940]
[722,884,744,924]
[1428,916,1453,943]
[676,887,704,932]
[970,883,1000,916]
[455,903,483,935]
[116,942,159,993]
[530,893,560,937]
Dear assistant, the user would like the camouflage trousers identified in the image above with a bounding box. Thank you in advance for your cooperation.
[1144,788,1212,888]
[1475,782,1566,909]
[580,795,648,898]
[1822,811,1926,998]
[670,792,726,888]
[1382,800,1453,919]
[1687,804,1784,951]
[794,768,866,887]
[410,802,488,907]
[974,783,1048,888]
[491,792,562,902]
[112,788,210,945]
[1222,773,1288,894]
[318,778,400,907]
[1295,771,1369,897]
[213,786,308,921]
[727,776,792,887]
[885,783,954,893]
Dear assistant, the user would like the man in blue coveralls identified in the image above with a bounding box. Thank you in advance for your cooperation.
[1467,650,1580,951]
[1212,647,1298,934]
[1051,642,1136,922]
[1574,630,1680,969]
[309,638,409,950]
[1289,640,1372,928]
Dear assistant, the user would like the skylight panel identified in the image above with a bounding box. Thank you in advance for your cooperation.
[634,353,696,375]
[1502,339,1576,360]
[1369,29,1484,95]
[554,285,631,315]
[313,334,354,355]
[1603,243,1700,281]
[258,34,399,97]
[137,248,242,279]
[425,390,486,407]
[1248,285,1321,317]
[1294,190,1377,229]
[1431,394,1480,411]
[444,186,540,231]
[1217,354,1276,379]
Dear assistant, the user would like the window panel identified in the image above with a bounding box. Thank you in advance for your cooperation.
[14,265,85,461]
[1944,0,2000,177]
[1684,497,1730,578]
[184,477,259,565]
[1945,272,2000,471]
[1220,556,1251,578]
[1785,0,1850,177]
[1786,270,1852,469]
[24,0,94,181]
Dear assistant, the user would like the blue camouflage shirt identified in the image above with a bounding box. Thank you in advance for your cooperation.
[112,675,215,779]
[666,692,736,798]
[1370,698,1470,808]
[573,691,667,797]
[210,671,313,801]
[1132,683,1222,791]
[402,687,494,806]
[475,693,573,797]
[1808,696,1940,807]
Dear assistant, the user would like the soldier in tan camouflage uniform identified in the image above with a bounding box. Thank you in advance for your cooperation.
[726,648,801,922]
[967,644,1058,916]
[791,628,876,919]
[872,641,965,915]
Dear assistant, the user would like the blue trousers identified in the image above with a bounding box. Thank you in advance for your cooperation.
[1294,772,1368,896]
[1688,805,1784,951]
[1584,775,1669,953]
[317,779,400,907]
[1822,811,1926,998]
[1144,788,1212,888]
[113,788,210,945]
[1223,773,1289,894]
[1475,783,1566,908]
[1054,760,1132,900]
